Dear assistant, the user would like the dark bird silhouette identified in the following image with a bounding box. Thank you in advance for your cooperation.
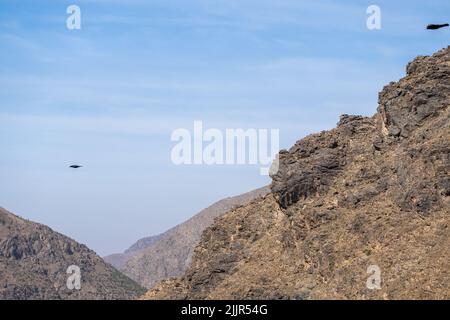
[69,165,82,169]
[426,23,449,30]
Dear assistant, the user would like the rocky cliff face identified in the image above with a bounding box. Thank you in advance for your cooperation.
[104,186,270,289]
[0,207,146,300]
[143,46,450,300]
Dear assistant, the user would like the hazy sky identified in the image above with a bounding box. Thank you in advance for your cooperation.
[0,0,448,255]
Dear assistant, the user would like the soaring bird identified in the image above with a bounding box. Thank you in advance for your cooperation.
[426,23,449,30]
[69,165,82,169]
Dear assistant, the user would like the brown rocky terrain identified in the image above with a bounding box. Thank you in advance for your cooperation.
[104,186,270,288]
[143,46,450,300]
[0,207,146,300]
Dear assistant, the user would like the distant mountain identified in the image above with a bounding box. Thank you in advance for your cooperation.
[104,186,270,288]
[104,234,163,270]
[125,234,163,254]
[143,47,450,300]
[0,207,146,300]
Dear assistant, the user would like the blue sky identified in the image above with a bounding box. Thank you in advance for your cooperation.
[0,0,449,255]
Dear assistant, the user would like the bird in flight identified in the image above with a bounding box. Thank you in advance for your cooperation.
[69,165,83,169]
[426,23,449,30]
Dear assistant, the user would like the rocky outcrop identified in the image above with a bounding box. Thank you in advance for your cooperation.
[379,48,450,139]
[143,46,450,300]
[104,186,270,288]
[0,208,146,300]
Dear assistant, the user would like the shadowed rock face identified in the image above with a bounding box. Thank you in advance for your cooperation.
[272,115,373,209]
[0,208,146,300]
[143,46,450,300]
[104,186,270,289]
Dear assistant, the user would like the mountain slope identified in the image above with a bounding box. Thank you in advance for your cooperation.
[0,207,146,300]
[105,186,269,289]
[143,46,450,300]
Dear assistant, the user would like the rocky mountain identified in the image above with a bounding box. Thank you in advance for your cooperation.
[143,46,450,300]
[105,186,270,288]
[0,207,146,300]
